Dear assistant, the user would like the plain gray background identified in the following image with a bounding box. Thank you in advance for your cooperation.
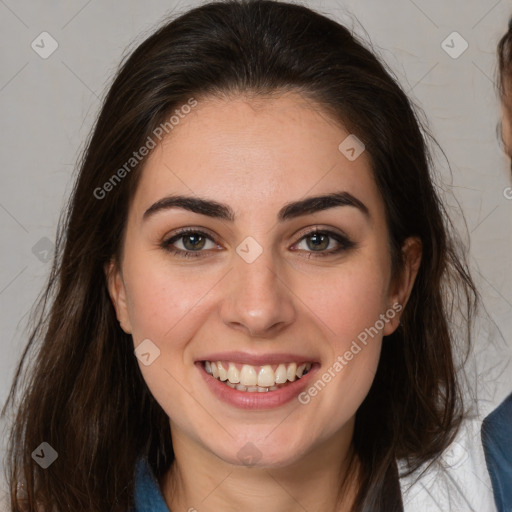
[1,0,512,503]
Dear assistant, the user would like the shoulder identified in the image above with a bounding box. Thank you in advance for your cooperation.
[483,391,512,434]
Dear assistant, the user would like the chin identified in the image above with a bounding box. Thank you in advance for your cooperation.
[209,434,311,469]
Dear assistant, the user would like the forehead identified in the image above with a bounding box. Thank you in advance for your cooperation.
[131,92,385,221]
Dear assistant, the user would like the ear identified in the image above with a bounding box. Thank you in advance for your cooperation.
[383,236,422,336]
[105,259,133,334]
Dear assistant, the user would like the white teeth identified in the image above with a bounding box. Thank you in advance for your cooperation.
[239,364,258,386]
[287,363,297,382]
[275,363,288,384]
[204,360,314,391]
[227,362,240,384]
[217,362,228,381]
[232,384,274,392]
[257,365,275,387]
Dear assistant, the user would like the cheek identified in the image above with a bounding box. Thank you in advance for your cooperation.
[295,255,389,417]
[300,257,390,346]
[122,258,212,417]
[319,269,386,377]
[123,256,214,342]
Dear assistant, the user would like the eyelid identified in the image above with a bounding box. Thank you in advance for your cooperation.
[293,224,350,241]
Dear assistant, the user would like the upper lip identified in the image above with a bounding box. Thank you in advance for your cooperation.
[196,351,318,366]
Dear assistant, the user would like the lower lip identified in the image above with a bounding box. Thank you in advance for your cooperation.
[195,361,319,410]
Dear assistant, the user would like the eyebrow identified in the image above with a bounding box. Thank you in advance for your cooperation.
[142,191,370,223]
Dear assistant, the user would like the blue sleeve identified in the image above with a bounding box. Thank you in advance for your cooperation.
[481,392,512,512]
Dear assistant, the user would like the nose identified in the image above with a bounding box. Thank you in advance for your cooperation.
[219,246,296,338]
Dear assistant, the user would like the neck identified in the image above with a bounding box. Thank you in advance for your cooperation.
[161,421,359,512]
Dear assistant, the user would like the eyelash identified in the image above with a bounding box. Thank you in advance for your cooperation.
[160,227,355,259]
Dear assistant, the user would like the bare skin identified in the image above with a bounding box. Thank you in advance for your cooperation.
[106,91,421,512]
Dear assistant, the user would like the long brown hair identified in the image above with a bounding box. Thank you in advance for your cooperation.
[2,1,478,510]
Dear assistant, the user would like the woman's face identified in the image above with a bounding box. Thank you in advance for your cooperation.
[107,92,420,467]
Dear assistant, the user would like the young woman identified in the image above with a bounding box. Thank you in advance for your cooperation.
[1,1,491,510]
[481,17,512,512]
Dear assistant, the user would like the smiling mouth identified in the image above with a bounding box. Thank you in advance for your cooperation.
[202,360,313,392]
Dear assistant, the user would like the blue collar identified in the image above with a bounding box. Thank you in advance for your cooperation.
[132,457,171,512]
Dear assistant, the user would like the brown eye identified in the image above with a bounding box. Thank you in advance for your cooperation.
[292,229,355,258]
[161,229,218,258]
